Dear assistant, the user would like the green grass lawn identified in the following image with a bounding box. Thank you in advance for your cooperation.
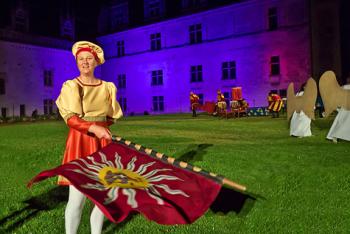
[0,114,349,233]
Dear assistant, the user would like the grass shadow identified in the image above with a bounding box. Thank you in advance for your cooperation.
[177,144,213,163]
[210,187,263,217]
[103,212,138,233]
[0,186,68,232]
[313,115,336,130]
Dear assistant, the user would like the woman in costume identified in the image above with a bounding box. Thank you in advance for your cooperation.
[287,78,317,138]
[55,41,123,234]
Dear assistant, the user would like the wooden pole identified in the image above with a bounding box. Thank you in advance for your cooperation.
[112,135,247,192]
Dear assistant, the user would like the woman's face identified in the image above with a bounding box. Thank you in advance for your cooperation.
[76,51,97,75]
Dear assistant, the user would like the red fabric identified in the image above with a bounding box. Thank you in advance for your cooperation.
[28,142,221,224]
[76,47,99,61]
[191,103,200,111]
[217,94,225,102]
[200,101,216,114]
[190,94,199,104]
[59,116,111,185]
[271,94,281,101]
[232,87,242,101]
[67,115,94,134]
[190,94,200,110]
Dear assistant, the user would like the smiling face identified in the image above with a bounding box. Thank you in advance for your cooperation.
[76,51,97,75]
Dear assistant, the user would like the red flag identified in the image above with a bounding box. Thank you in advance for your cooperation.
[28,142,221,225]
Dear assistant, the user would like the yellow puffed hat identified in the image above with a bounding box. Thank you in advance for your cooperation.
[72,41,105,65]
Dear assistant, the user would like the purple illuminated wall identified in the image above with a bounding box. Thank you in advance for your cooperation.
[0,0,311,117]
[98,0,311,115]
[0,40,77,117]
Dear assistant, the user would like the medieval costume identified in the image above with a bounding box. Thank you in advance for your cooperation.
[190,92,200,117]
[215,90,226,115]
[319,71,350,143]
[56,41,122,234]
[287,78,317,137]
[267,92,283,118]
[217,90,225,102]
[239,99,249,111]
[290,107,311,137]
[326,105,350,142]
[56,78,122,185]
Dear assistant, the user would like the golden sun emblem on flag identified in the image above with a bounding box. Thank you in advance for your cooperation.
[68,152,189,208]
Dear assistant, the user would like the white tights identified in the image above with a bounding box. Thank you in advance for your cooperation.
[65,185,105,234]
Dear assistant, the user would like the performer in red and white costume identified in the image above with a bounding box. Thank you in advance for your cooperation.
[190,91,200,117]
[56,41,123,234]
[267,92,283,118]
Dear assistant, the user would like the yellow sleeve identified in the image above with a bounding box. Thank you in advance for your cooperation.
[55,80,83,123]
[106,82,123,122]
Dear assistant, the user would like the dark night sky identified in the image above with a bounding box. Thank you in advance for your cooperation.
[0,0,103,41]
[0,0,245,40]
[0,0,349,75]
[340,0,350,77]
[1,0,347,42]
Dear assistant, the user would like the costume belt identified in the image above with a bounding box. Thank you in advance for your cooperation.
[82,116,108,122]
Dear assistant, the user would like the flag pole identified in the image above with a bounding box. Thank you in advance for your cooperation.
[111,135,247,192]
